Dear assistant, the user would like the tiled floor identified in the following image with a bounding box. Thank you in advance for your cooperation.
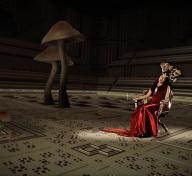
[0,90,192,176]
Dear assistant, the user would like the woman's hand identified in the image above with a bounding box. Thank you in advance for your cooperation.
[132,96,142,101]
[132,89,152,102]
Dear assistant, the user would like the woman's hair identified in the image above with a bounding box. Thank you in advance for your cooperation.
[151,80,158,92]
[164,76,170,85]
[151,75,170,92]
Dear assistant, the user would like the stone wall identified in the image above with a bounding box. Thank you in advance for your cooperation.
[107,46,192,78]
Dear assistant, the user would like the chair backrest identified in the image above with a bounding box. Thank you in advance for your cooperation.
[158,89,173,117]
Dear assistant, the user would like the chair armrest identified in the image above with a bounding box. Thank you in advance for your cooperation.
[158,101,171,117]
[134,89,152,109]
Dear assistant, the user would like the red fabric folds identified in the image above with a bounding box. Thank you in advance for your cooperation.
[102,103,159,137]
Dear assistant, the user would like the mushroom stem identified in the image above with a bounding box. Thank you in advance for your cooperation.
[58,40,70,108]
[44,61,58,105]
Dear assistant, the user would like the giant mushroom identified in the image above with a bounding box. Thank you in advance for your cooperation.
[41,21,84,108]
[34,45,74,105]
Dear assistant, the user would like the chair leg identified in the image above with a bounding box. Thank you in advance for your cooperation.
[158,118,169,133]
[162,123,169,133]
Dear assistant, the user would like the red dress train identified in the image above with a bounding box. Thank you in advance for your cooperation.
[102,83,168,137]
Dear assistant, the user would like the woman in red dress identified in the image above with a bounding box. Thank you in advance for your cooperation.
[102,74,171,138]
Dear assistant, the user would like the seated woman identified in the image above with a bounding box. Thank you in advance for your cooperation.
[102,74,171,138]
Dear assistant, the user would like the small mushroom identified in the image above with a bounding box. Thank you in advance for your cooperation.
[41,20,84,108]
[0,111,11,123]
[34,45,74,105]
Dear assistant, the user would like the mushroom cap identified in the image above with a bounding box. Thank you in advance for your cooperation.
[173,68,182,76]
[0,111,11,122]
[42,20,85,45]
[34,45,74,66]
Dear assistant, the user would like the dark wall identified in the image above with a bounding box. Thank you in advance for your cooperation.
[1,2,192,48]
[94,6,192,63]
[0,0,81,42]
[0,1,192,77]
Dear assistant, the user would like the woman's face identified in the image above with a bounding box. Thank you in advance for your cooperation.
[161,62,170,72]
[158,74,167,84]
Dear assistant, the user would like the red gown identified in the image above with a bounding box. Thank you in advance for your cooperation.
[102,82,168,137]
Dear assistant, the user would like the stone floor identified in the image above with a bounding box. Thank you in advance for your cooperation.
[0,89,192,176]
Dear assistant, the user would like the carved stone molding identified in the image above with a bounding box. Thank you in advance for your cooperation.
[0,37,42,57]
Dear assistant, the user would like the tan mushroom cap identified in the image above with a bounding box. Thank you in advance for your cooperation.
[173,68,182,76]
[34,45,74,66]
[42,21,85,45]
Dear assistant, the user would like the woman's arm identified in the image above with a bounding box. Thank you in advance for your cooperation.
[133,89,152,101]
